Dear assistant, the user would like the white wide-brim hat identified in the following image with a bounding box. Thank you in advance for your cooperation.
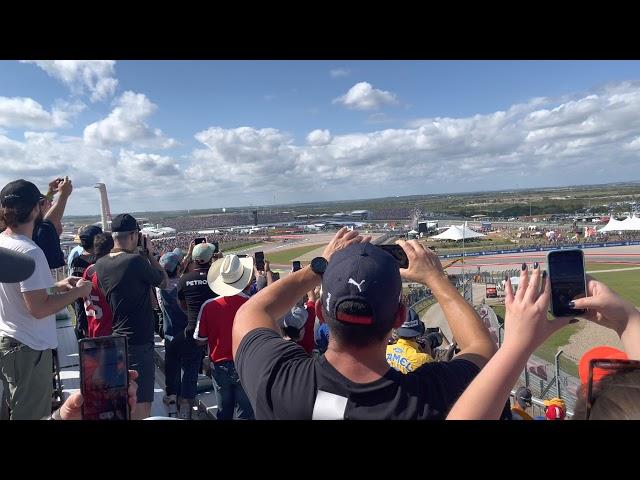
[208,254,254,297]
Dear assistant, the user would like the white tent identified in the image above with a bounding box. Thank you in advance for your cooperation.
[599,215,640,232]
[430,223,486,241]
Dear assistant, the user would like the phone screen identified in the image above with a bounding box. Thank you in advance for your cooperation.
[79,335,129,420]
[547,249,587,317]
[194,237,207,245]
[255,251,265,271]
[375,244,409,269]
[212,241,219,253]
[292,261,301,272]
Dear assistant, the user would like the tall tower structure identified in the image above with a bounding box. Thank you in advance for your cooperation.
[94,183,113,231]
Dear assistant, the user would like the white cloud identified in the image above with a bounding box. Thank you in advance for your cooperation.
[0,97,84,130]
[306,129,332,146]
[21,60,118,102]
[5,80,640,214]
[330,68,350,78]
[83,91,176,149]
[186,127,298,193]
[333,82,398,111]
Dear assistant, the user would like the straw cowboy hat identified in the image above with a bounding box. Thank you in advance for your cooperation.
[208,254,254,297]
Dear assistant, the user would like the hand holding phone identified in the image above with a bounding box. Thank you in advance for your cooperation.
[194,237,207,245]
[292,260,301,272]
[375,244,409,269]
[392,240,446,286]
[547,249,587,317]
[79,335,130,420]
[255,251,265,271]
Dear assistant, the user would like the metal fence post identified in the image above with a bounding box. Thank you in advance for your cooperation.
[555,349,563,399]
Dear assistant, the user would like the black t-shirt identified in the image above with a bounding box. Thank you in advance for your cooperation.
[33,219,65,269]
[70,254,96,334]
[70,254,95,277]
[177,267,217,330]
[236,328,480,420]
[95,252,164,345]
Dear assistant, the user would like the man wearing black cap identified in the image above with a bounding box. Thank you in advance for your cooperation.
[0,179,93,420]
[232,228,496,419]
[94,213,168,419]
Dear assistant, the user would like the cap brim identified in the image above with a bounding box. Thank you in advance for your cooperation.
[0,247,36,283]
[208,256,254,297]
[396,326,423,337]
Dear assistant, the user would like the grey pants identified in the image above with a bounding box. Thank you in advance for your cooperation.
[0,337,53,420]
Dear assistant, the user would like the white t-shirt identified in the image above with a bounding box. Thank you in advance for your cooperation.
[0,232,57,350]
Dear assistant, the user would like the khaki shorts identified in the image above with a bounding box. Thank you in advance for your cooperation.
[0,337,53,420]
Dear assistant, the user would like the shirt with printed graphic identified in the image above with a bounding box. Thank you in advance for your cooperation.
[386,338,434,374]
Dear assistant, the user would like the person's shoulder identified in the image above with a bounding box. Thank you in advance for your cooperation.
[200,296,220,314]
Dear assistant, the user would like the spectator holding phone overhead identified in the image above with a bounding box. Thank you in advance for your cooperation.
[232,229,496,419]
[446,266,640,420]
[177,242,218,340]
[94,213,168,420]
[32,176,73,270]
[0,179,92,420]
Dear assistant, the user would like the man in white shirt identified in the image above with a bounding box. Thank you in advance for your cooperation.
[0,179,92,420]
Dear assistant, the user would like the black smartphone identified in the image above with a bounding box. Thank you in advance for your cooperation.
[194,237,207,245]
[292,260,301,272]
[375,244,409,269]
[255,251,265,271]
[547,249,587,317]
[212,241,219,253]
[79,335,129,420]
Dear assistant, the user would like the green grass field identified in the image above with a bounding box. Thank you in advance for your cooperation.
[265,244,325,264]
[224,242,264,253]
[585,263,640,272]
[590,269,640,306]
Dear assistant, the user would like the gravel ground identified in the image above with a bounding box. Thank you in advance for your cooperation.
[562,319,624,362]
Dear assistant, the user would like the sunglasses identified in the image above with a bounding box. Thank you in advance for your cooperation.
[585,358,640,420]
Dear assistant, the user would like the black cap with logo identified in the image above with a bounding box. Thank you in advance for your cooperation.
[0,179,45,208]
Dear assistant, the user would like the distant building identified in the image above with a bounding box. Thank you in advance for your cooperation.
[349,210,370,220]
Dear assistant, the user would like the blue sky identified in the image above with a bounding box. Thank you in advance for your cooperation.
[1,60,640,214]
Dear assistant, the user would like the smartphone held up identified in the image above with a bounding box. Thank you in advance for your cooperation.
[79,335,130,420]
[254,251,265,271]
[375,244,409,269]
[546,249,587,317]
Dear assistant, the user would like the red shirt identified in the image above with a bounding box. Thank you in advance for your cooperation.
[297,300,316,354]
[194,293,249,364]
[83,265,113,338]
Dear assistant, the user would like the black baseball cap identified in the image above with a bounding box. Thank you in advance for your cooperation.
[321,242,402,326]
[0,247,36,283]
[396,307,425,338]
[0,179,45,208]
[111,213,139,232]
[79,225,103,246]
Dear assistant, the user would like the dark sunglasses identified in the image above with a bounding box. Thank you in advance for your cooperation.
[586,358,640,420]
